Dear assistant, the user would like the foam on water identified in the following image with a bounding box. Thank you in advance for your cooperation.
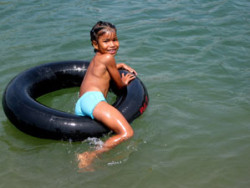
[83,137,104,150]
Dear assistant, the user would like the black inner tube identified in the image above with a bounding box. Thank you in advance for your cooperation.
[2,61,149,141]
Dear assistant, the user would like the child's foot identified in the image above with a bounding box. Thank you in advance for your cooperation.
[77,152,97,171]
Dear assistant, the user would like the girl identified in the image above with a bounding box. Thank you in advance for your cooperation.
[75,21,137,170]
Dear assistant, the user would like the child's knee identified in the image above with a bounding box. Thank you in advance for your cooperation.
[128,129,134,138]
[122,128,134,140]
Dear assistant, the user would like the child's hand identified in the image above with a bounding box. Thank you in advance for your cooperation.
[123,65,137,76]
[117,63,137,76]
[121,73,136,85]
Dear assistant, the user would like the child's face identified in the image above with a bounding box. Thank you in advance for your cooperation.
[93,29,119,56]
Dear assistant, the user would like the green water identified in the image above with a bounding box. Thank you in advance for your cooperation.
[1,0,250,187]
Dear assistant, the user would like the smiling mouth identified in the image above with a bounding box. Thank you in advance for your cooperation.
[108,49,117,54]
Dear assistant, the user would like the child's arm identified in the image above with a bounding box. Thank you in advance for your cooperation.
[105,57,135,89]
[117,63,137,76]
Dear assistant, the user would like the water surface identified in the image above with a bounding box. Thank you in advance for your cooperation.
[1,0,250,187]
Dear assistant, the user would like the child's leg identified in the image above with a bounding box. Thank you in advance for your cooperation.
[77,101,134,169]
[93,101,134,151]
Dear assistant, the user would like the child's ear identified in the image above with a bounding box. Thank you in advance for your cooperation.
[92,40,98,51]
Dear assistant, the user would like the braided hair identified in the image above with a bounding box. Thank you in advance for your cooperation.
[90,21,117,52]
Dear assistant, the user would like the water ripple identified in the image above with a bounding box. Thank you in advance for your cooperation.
[1,0,250,187]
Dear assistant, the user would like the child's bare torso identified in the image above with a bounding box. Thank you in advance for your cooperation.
[79,54,111,98]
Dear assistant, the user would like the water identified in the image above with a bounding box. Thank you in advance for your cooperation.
[1,0,250,187]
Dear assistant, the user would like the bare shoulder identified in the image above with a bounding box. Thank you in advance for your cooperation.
[97,54,116,66]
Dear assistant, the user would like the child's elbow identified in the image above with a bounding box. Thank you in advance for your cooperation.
[117,84,126,91]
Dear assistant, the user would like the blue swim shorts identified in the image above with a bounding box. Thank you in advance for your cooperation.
[75,91,107,119]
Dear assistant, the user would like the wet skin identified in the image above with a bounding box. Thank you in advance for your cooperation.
[77,29,137,171]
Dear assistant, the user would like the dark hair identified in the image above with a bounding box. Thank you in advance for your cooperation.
[90,21,117,52]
